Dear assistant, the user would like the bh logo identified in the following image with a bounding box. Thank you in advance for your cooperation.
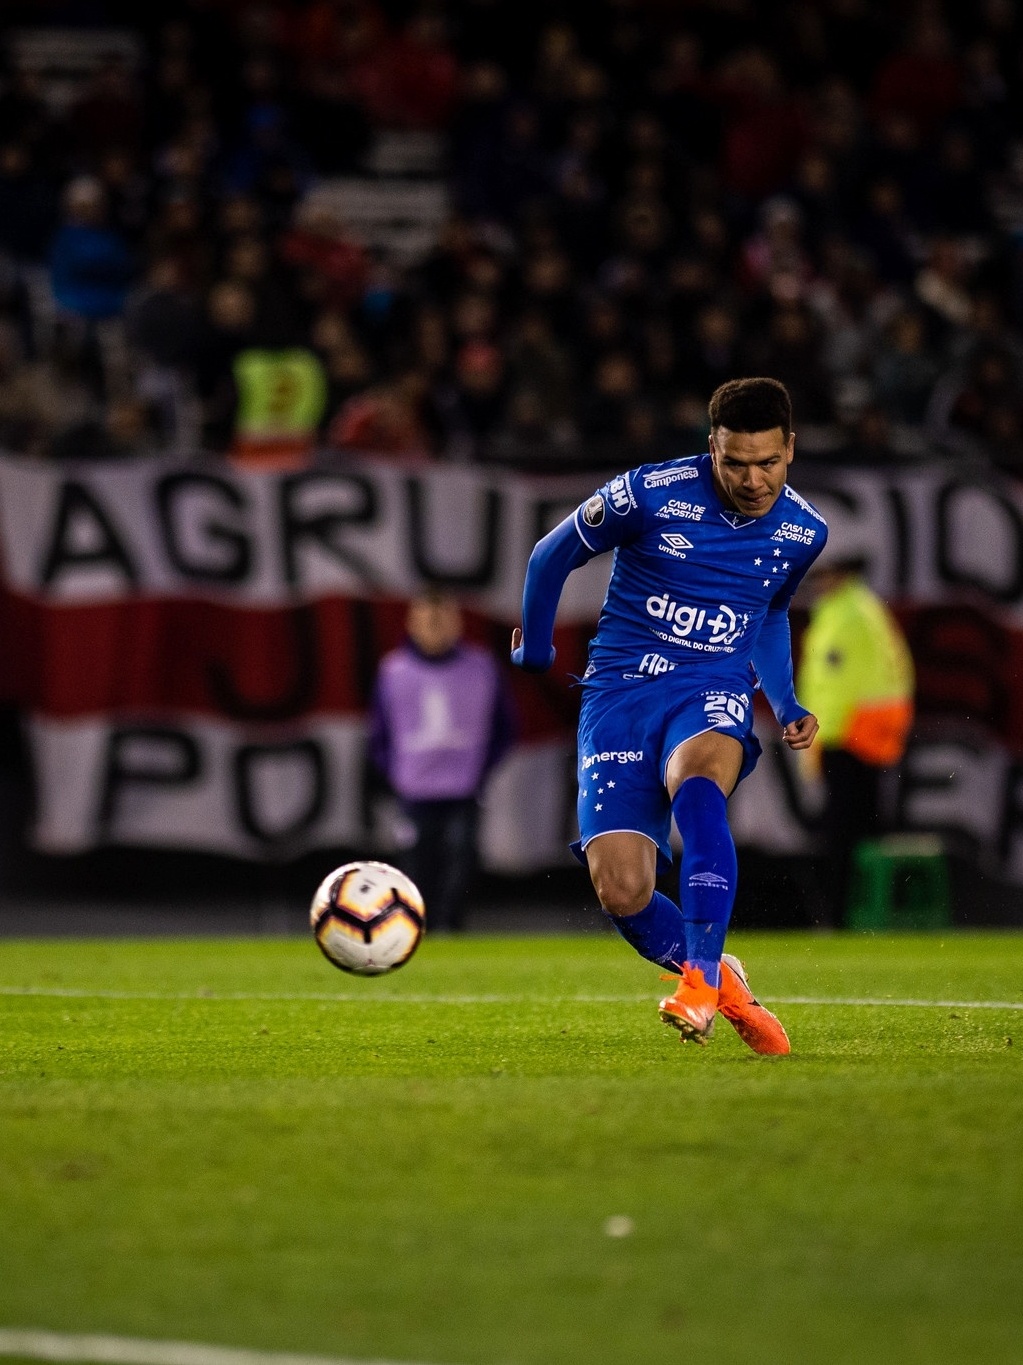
[608,475,632,514]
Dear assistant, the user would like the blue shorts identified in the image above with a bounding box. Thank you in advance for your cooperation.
[571,672,762,874]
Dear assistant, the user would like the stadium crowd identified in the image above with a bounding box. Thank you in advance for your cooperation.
[1,0,1023,472]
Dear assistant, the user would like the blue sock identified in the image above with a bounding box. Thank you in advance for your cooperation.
[608,891,687,971]
[671,775,738,989]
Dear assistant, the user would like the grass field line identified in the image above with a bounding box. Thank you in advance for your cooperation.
[0,985,1022,1010]
[0,1329,446,1365]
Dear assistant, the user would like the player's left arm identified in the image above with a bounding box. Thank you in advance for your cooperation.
[752,542,825,750]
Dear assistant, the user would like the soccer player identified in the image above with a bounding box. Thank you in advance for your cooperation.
[511,377,826,1051]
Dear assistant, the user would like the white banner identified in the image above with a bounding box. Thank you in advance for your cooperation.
[1,452,1022,876]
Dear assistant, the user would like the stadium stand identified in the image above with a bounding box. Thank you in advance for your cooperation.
[0,0,1019,473]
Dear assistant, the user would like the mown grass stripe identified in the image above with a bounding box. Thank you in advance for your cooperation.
[0,987,1021,1009]
[0,1330,446,1365]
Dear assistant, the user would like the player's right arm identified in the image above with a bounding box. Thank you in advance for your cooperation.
[511,474,645,672]
[511,514,595,671]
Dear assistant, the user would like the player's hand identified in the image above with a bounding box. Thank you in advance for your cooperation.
[782,713,819,750]
[510,627,555,672]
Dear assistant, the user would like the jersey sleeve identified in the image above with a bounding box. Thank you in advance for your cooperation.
[753,528,828,725]
[573,469,647,554]
[513,513,595,671]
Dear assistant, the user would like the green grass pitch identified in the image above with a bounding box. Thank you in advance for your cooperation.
[1,930,1022,1365]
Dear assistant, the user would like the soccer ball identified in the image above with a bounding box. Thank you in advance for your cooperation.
[310,861,425,975]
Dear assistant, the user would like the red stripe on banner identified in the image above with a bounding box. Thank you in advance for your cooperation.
[0,592,373,720]
[4,588,1020,749]
[0,590,587,741]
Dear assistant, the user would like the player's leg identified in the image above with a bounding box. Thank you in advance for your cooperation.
[664,729,743,988]
[664,730,790,1054]
[649,731,742,1041]
[574,684,690,970]
[400,800,450,931]
[436,797,480,933]
[585,830,689,971]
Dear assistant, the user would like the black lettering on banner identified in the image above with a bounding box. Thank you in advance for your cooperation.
[349,599,379,707]
[232,738,327,845]
[906,607,1008,738]
[40,480,138,588]
[532,496,584,550]
[97,726,202,836]
[406,476,500,588]
[207,603,320,722]
[884,485,912,592]
[997,759,1023,872]
[936,481,1023,604]
[767,741,819,833]
[893,739,976,839]
[156,472,252,584]
[279,472,379,588]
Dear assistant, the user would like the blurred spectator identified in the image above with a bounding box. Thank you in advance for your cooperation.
[715,48,808,202]
[506,308,575,427]
[432,340,507,462]
[0,142,56,274]
[0,323,94,456]
[230,343,328,466]
[327,372,430,459]
[488,387,576,467]
[741,305,835,424]
[370,589,517,931]
[681,303,742,400]
[914,237,975,338]
[664,392,710,456]
[66,54,143,159]
[351,12,459,130]
[839,405,906,468]
[579,351,641,452]
[0,0,1015,474]
[797,556,915,928]
[194,279,256,449]
[853,178,917,285]
[927,344,1023,460]
[50,395,162,461]
[50,177,134,322]
[872,310,943,425]
[869,14,962,139]
[739,197,813,298]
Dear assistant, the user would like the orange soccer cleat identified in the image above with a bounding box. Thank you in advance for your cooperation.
[717,953,791,1056]
[658,962,719,1044]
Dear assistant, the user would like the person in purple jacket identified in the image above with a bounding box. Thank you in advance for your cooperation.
[370,589,518,931]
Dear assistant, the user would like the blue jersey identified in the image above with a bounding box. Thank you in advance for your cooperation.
[572,454,827,687]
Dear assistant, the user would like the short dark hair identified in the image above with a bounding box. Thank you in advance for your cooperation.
[708,377,792,436]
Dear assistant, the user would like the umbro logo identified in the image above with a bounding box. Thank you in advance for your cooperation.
[661,532,693,550]
[688,871,729,887]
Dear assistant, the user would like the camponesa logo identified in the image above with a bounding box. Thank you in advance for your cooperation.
[658,531,693,559]
[772,521,816,546]
[784,485,827,523]
[643,464,699,488]
[607,473,636,515]
[646,594,743,645]
[582,749,643,769]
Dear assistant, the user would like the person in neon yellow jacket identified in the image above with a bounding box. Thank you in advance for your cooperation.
[796,556,915,926]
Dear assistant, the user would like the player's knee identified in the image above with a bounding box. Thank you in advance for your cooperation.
[591,864,655,918]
